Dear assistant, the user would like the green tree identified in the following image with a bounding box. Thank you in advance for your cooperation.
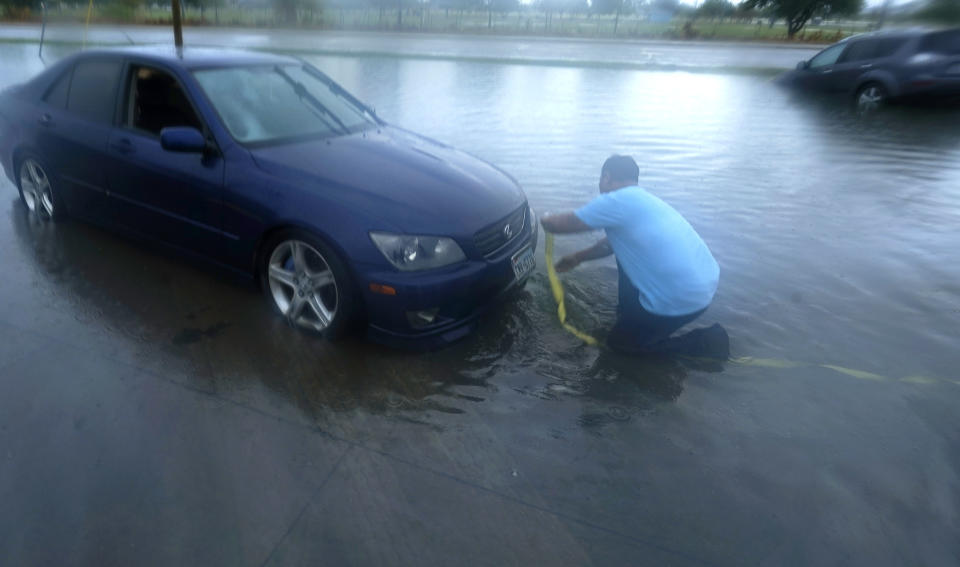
[697,0,734,20]
[592,0,639,34]
[538,0,587,32]
[649,0,679,16]
[734,4,761,22]
[482,0,517,28]
[274,0,299,24]
[300,0,322,25]
[98,0,143,21]
[1,0,35,18]
[917,0,960,24]
[539,0,588,16]
[591,0,621,14]
[183,0,219,22]
[741,0,863,38]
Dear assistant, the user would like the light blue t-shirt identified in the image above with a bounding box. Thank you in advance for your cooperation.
[575,186,719,316]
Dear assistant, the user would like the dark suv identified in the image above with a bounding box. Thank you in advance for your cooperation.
[781,28,960,112]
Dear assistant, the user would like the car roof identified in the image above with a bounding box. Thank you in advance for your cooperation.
[843,27,945,43]
[14,46,305,99]
[75,46,301,69]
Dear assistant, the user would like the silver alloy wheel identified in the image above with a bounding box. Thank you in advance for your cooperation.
[267,239,339,332]
[857,86,884,114]
[19,159,55,219]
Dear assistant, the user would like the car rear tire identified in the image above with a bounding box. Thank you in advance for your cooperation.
[16,155,65,221]
[854,83,887,115]
[259,229,358,340]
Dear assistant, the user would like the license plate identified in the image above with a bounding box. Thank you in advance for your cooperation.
[511,245,535,281]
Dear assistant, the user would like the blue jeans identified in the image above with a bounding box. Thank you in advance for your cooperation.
[608,261,706,353]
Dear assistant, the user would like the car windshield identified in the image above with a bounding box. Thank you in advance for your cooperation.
[193,64,376,144]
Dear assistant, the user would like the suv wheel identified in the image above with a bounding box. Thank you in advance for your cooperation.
[855,83,887,115]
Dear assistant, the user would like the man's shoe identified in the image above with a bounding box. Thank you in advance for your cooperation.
[699,323,730,360]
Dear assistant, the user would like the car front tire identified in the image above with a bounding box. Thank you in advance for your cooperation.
[259,229,358,340]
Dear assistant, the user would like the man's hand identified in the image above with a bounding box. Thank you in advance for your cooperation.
[553,238,613,272]
[554,254,581,273]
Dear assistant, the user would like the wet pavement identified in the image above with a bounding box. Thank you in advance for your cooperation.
[1,35,960,566]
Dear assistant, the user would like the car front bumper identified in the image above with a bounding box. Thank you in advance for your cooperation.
[358,221,539,349]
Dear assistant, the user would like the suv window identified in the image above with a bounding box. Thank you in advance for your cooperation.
[874,38,909,58]
[918,31,960,55]
[67,60,122,124]
[124,66,202,136]
[43,69,72,109]
[809,43,846,69]
[838,40,876,63]
[838,38,908,63]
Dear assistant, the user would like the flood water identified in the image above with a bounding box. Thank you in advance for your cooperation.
[319,52,960,386]
[1,38,958,564]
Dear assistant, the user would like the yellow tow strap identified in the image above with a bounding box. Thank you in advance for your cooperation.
[544,233,600,346]
[543,233,955,386]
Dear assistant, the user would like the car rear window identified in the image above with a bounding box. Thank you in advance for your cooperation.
[67,59,122,124]
[919,31,960,55]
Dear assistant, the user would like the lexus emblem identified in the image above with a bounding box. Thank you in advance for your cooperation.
[503,224,513,239]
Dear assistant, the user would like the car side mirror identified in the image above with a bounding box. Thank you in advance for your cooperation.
[797,60,809,70]
[160,127,206,153]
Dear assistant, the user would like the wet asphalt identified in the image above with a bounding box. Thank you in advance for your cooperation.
[2,28,959,567]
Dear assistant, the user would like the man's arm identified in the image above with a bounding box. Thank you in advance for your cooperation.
[541,211,612,272]
[555,237,613,273]
[540,212,592,234]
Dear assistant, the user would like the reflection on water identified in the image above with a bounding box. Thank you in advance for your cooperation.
[2,45,959,432]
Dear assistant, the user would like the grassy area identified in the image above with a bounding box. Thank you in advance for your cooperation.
[4,5,871,44]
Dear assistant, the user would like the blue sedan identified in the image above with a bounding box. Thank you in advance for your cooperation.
[0,47,537,348]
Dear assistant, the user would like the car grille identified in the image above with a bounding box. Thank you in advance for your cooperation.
[473,205,526,258]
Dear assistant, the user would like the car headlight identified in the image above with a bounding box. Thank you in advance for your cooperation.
[370,232,466,271]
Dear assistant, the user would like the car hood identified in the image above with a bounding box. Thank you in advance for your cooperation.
[249,126,526,236]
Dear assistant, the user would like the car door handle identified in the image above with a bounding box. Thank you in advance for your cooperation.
[38,113,54,127]
[822,69,833,74]
[860,64,873,69]
[109,138,135,155]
